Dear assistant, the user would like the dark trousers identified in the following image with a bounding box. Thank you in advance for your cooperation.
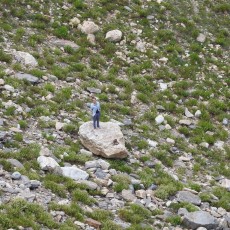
[93,112,100,128]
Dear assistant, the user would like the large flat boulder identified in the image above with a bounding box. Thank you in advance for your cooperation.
[183,211,218,229]
[177,191,201,205]
[79,122,128,159]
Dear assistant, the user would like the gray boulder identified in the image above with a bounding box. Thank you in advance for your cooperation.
[37,156,59,171]
[15,73,39,84]
[177,191,201,205]
[61,166,89,181]
[79,122,128,159]
[183,211,218,229]
[13,51,38,67]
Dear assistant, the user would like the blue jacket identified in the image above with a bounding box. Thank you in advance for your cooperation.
[90,102,100,116]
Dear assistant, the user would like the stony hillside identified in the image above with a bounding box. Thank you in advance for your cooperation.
[0,0,229,229]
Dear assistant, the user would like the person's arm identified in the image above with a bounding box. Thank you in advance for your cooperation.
[97,102,100,111]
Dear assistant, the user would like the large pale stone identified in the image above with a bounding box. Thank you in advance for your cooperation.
[105,29,122,42]
[79,121,128,159]
[13,51,38,67]
[50,38,80,50]
[79,21,99,34]
[177,191,201,205]
[15,73,39,84]
[37,156,59,170]
[183,211,218,229]
[61,166,89,181]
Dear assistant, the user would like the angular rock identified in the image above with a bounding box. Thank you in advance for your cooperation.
[185,108,194,118]
[155,115,164,124]
[79,21,99,34]
[105,29,122,42]
[177,191,201,205]
[85,218,101,229]
[37,156,59,170]
[61,166,89,181]
[11,171,21,180]
[195,110,202,117]
[197,33,206,43]
[179,119,192,126]
[50,38,80,50]
[15,73,39,84]
[122,189,136,201]
[79,121,128,158]
[80,149,93,156]
[13,51,38,67]
[183,211,218,229]
[7,159,24,168]
[87,34,96,45]
[86,87,101,94]
[78,180,98,190]
[69,17,80,27]
[4,84,14,92]
[220,179,230,190]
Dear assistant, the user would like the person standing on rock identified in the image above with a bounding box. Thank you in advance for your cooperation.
[88,97,100,129]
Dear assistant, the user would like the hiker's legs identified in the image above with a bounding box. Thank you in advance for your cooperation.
[93,115,97,129]
[96,113,100,128]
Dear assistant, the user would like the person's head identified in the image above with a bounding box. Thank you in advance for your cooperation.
[92,97,97,104]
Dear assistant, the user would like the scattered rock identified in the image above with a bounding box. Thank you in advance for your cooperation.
[197,33,206,43]
[122,189,136,201]
[177,191,201,205]
[219,179,230,190]
[69,17,80,27]
[179,119,192,126]
[7,159,24,168]
[79,121,128,159]
[155,115,164,124]
[183,211,218,229]
[86,87,101,94]
[79,21,99,34]
[50,38,80,50]
[37,156,59,171]
[185,108,194,118]
[11,171,21,180]
[105,29,122,42]
[13,51,38,67]
[15,73,39,84]
[85,218,102,229]
[61,166,89,181]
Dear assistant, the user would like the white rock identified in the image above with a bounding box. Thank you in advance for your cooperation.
[79,122,128,158]
[87,34,96,45]
[197,33,206,43]
[214,141,224,149]
[199,142,209,148]
[159,57,168,63]
[13,51,38,67]
[4,85,14,92]
[61,166,89,181]
[136,41,146,52]
[155,115,164,124]
[147,139,158,148]
[55,122,65,130]
[220,179,230,190]
[159,83,167,91]
[69,17,80,27]
[37,156,59,170]
[185,108,194,118]
[166,138,175,144]
[195,110,201,117]
[39,147,51,156]
[165,124,172,130]
[79,21,99,34]
[105,29,122,42]
[0,79,5,85]
[179,119,192,126]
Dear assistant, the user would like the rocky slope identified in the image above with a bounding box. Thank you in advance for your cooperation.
[0,0,229,229]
